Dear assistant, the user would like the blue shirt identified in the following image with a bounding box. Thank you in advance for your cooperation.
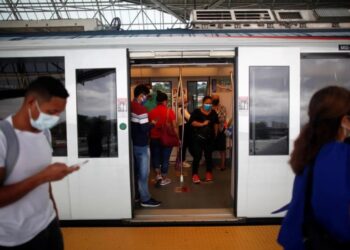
[278,142,350,250]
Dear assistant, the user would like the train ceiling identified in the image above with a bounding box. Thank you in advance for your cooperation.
[0,0,350,30]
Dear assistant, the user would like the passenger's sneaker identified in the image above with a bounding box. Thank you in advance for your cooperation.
[205,172,213,182]
[160,177,171,186]
[140,198,161,208]
[156,174,162,181]
[182,161,191,168]
[192,174,201,184]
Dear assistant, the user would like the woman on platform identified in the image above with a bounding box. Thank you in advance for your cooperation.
[278,86,350,250]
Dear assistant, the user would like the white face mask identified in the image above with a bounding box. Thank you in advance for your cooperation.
[28,101,60,131]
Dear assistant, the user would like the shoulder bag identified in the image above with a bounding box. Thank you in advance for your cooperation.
[160,109,179,147]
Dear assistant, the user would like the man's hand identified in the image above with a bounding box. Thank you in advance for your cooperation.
[0,163,79,208]
[202,120,209,126]
[39,163,79,183]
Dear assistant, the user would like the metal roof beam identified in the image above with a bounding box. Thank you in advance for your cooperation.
[50,0,62,19]
[59,0,70,19]
[205,0,226,9]
[147,0,186,23]
[127,9,142,30]
[142,8,158,29]
[5,0,21,20]
[95,0,109,25]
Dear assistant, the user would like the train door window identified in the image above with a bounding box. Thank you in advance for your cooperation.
[300,54,350,126]
[187,80,208,113]
[249,66,289,155]
[151,81,172,106]
[76,68,118,158]
[0,57,67,156]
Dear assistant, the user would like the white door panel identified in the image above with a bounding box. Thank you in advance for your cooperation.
[237,47,299,217]
[0,50,73,219]
[65,49,131,219]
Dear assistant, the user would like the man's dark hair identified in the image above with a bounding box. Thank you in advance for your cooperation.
[202,95,212,103]
[156,91,168,103]
[134,84,150,98]
[25,76,69,101]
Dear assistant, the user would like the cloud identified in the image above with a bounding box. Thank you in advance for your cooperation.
[77,74,117,119]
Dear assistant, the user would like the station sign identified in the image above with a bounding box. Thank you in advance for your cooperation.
[339,44,350,51]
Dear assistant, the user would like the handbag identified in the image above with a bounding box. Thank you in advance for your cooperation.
[159,109,179,147]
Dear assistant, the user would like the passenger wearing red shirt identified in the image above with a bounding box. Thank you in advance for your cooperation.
[149,91,177,186]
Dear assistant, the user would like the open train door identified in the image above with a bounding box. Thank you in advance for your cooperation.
[236,47,300,218]
[65,49,131,219]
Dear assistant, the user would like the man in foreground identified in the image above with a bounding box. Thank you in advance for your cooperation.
[0,76,79,249]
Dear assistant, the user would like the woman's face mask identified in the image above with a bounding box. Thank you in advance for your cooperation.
[28,101,60,131]
[203,104,212,111]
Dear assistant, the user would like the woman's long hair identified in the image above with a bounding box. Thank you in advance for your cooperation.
[290,86,350,175]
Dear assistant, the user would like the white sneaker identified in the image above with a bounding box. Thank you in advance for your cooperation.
[160,178,171,186]
[156,174,162,181]
[182,161,191,168]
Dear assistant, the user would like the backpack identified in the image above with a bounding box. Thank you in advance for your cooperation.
[0,120,51,183]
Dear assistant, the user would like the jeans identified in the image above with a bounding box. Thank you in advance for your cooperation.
[133,145,151,202]
[150,139,172,176]
[192,136,213,175]
[0,218,63,250]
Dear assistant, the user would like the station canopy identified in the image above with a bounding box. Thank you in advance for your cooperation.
[0,0,350,30]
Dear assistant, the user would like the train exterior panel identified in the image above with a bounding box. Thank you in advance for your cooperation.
[0,29,349,222]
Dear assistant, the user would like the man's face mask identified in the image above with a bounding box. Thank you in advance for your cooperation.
[28,100,60,131]
[203,104,212,111]
[140,95,147,105]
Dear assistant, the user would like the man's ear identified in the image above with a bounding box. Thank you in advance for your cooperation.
[341,115,350,130]
[341,116,350,140]
[25,95,36,106]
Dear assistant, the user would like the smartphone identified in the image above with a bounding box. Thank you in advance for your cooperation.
[70,160,89,168]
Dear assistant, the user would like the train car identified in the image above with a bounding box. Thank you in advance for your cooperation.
[0,18,349,224]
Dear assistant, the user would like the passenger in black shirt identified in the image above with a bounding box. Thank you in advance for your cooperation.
[189,96,219,183]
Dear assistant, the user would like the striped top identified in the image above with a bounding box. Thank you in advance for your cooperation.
[131,100,153,146]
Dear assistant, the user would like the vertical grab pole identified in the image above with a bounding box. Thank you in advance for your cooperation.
[176,68,185,183]
[179,69,185,183]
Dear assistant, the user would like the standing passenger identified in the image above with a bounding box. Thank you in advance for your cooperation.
[0,76,79,249]
[144,84,157,112]
[212,94,227,170]
[278,86,350,249]
[131,84,161,208]
[149,91,177,186]
[189,96,219,184]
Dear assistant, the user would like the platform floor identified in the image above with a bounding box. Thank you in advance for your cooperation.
[62,225,282,250]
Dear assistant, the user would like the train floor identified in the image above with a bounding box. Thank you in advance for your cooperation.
[134,157,234,222]
[62,225,282,250]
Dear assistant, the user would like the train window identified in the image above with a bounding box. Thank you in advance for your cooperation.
[151,81,172,106]
[249,66,289,155]
[187,81,208,113]
[301,54,350,126]
[0,57,67,156]
[76,68,118,158]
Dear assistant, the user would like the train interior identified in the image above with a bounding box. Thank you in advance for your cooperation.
[129,55,237,222]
